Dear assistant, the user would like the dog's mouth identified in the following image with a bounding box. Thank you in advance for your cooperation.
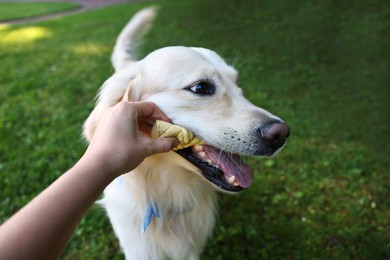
[175,144,253,192]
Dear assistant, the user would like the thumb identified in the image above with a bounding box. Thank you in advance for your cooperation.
[148,138,179,155]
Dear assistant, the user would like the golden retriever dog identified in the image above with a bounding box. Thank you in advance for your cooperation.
[83,7,290,260]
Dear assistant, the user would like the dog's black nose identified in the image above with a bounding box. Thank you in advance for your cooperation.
[258,121,290,149]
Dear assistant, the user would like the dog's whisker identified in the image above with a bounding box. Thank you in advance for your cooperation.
[231,55,248,71]
[217,142,235,165]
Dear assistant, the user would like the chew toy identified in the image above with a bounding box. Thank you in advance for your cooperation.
[151,120,204,150]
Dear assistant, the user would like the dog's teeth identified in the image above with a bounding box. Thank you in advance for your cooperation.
[227,175,236,184]
[199,151,206,158]
[233,182,239,186]
[194,144,203,151]
[207,159,213,165]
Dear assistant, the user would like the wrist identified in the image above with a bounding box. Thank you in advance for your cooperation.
[76,152,120,186]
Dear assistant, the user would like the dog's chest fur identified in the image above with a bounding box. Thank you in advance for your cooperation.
[99,152,217,260]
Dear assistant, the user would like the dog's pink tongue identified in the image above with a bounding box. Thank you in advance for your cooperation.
[203,146,253,188]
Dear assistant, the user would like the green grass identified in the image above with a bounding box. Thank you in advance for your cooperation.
[0,2,80,21]
[1,0,389,259]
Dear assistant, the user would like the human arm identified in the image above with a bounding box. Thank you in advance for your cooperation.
[0,101,177,259]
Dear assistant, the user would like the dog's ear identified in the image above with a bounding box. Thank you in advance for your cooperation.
[98,70,143,105]
[82,103,108,142]
[83,71,143,142]
[121,73,142,102]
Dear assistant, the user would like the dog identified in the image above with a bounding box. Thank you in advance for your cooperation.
[83,7,290,260]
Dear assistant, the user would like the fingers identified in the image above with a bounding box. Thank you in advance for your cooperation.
[138,122,153,135]
[147,137,179,156]
[113,101,179,154]
[132,101,170,122]
[126,101,171,135]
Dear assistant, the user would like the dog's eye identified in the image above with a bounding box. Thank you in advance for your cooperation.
[186,81,216,96]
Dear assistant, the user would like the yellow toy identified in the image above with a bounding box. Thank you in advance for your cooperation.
[151,120,204,150]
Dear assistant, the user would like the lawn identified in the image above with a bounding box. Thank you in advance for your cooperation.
[0,2,80,22]
[0,0,389,259]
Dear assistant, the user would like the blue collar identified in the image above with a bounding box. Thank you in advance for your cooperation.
[141,202,160,235]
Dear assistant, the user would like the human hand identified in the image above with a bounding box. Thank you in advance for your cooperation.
[82,101,178,178]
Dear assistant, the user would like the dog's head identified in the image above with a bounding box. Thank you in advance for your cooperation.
[84,46,289,193]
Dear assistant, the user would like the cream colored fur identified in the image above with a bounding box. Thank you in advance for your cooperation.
[83,7,282,260]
